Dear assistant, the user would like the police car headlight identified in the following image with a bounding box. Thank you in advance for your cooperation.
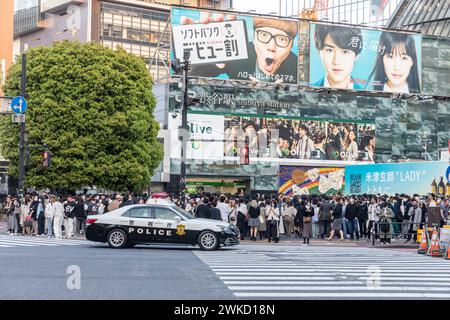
[217,225,233,233]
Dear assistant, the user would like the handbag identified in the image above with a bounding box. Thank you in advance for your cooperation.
[303,215,311,223]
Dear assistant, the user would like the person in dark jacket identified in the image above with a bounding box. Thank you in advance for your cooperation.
[319,196,333,239]
[327,197,344,241]
[74,195,86,235]
[63,196,77,238]
[345,197,359,240]
[247,200,260,241]
[208,200,222,221]
[301,201,315,245]
[357,197,369,238]
[196,198,211,219]
[294,201,304,238]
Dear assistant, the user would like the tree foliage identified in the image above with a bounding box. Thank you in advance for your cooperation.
[0,41,163,192]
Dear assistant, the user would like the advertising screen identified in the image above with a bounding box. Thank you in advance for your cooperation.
[279,166,345,196]
[310,23,422,93]
[168,112,376,163]
[345,161,450,195]
[171,7,299,84]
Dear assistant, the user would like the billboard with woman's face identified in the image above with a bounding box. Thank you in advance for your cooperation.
[310,23,422,94]
[171,7,299,84]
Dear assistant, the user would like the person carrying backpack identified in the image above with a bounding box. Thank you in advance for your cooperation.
[378,198,394,244]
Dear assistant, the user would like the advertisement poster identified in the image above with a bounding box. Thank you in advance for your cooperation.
[169,113,225,160]
[169,112,375,163]
[171,7,299,84]
[223,115,375,162]
[310,23,422,93]
[279,166,345,196]
[344,161,450,195]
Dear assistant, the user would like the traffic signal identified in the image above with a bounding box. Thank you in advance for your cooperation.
[42,150,51,168]
[240,139,249,165]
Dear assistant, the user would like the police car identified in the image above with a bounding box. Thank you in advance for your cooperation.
[85,199,239,250]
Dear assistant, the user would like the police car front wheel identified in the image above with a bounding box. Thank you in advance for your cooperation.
[107,229,127,249]
[198,231,219,251]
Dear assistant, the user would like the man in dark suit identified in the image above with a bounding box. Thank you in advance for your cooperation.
[195,197,211,219]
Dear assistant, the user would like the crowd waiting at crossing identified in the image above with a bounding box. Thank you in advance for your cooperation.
[0,192,448,244]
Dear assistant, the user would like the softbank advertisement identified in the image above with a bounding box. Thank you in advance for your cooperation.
[169,112,375,163]
[345,161,450,195]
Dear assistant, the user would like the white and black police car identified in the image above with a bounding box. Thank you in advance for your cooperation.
[85,199,239,250]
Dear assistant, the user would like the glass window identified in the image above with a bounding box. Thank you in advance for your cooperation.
[125,208,151,218]
[153,207,181,220]
[171,206,195,220]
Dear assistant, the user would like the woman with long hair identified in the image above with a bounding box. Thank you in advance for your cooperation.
[5,196,17,235]
[369,31,420,93]
[247,199,260,241]
[345,130,359,161]
[236,198,248,240]
[327,197,345,241]
[20,195,31,235]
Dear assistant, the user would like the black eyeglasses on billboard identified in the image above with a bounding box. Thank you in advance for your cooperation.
[255,29,292,48]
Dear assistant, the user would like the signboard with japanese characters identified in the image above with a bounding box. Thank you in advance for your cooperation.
[310,23,422,93]
[171,20,249,65]
[171,7,299,84]
[344,161,449,195]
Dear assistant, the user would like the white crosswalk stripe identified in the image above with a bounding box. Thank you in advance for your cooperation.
[0,235,92,248]
[195,246,450,299]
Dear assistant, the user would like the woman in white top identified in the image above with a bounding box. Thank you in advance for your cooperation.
[367,198,380,241]
[346,130,359,161]
[265,199,280,243]
[20,196,31,235]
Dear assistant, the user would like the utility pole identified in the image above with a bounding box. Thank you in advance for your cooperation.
[18,53,26,196]
[179,50,190,198]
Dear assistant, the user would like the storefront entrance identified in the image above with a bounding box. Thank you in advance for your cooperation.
[186,178,250,195]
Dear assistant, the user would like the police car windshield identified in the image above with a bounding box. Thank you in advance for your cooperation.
[171,205,195,220]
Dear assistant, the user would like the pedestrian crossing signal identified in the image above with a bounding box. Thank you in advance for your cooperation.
[42,151,52,168]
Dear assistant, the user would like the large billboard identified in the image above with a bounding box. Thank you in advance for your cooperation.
[171,7,299,84]
[168,112,376,163]
[345,161,450,195]
[310,23,422,93]
[279,166,345,196]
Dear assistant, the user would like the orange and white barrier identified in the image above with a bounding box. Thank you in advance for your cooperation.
[427,227,443,258]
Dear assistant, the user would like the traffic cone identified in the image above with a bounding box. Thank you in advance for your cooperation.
[427,228,442,257]
[417,229,428,254]
[445,243,450,260]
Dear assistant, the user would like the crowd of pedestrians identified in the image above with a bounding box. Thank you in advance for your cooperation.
[1,192,448,245]
[176,192,449,245]
[0,193,147,239]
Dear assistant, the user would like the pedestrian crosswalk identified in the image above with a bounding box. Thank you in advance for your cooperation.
[195,246,450,299]
[0,235,92,248]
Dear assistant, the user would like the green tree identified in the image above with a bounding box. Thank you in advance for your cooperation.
[0,41,163,192]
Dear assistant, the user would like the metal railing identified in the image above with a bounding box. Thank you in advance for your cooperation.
[370,221,444,246]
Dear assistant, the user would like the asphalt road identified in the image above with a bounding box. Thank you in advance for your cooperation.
[0,235,449,300]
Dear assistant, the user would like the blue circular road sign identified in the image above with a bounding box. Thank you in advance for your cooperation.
[11,96,28,114]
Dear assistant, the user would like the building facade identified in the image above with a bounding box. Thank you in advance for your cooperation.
[7,1,450,196]
[388,0,450,37]
[0,0,14,96]
[279,0,402,26]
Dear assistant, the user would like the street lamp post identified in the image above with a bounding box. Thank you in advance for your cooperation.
[179,51,190,198]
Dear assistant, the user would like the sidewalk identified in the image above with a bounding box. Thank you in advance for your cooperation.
[240,236,420,249]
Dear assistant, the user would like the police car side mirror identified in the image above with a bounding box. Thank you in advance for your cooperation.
[174,216,181,223]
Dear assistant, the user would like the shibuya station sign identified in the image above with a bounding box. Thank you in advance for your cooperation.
[168,83,298,112]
